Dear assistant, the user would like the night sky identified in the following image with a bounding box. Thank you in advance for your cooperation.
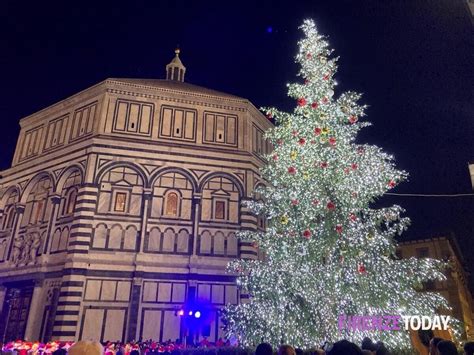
[1,1,473,282]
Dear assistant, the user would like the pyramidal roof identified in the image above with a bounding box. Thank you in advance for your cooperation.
[107,78,247,101]
[105,49,247,102]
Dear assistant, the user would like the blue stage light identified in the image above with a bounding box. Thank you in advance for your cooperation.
[194,311,201,318]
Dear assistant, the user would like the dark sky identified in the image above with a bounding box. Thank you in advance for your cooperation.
[1,1,473,280]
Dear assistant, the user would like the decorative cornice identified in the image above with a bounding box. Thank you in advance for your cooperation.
[106,87,246,112]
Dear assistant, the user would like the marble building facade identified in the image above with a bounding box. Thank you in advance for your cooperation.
[0,51,272,343]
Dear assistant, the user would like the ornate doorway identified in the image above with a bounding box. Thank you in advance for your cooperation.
[1,285,33,342]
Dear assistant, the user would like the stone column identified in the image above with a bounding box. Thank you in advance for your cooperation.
[0,285,6,318]
[238,199,258,304]
[127,278,142,341]
[43,194,62,254]
[51,184,98,340]
[24,278,45,341]
[67,184,98,254]
[6,203,25,260]
[191,194,202,256]
[139,189,152,253]
[239,198,258,260]
[52,277,86,340]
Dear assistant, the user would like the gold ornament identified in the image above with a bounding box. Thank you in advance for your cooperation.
[341,105,351,114]
[290,151,298,160]
[319,137,327,144]
[303,172,310,180]
[319,55,327,64]
[320,112,328,120]
[321,127,330,135]
[280,216,289,225]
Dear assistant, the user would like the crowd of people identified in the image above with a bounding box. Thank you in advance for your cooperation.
[254,337,474,355]
[2,337,474,355]
[1,338,231,355]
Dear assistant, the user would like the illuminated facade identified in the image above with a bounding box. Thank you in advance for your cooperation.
[0,51,272,343]
[398,236,474,339]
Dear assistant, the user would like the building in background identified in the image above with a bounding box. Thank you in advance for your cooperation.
[469,164,474,189]
[0,50,272,343]
[398,235,474,339]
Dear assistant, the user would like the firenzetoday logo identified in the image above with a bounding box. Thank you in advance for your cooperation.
[338,314,451,331]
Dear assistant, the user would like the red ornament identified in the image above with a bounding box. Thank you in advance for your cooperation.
[272,154,278,161]
[320,162,328,168]
[314,127,322,136]
[352,192,358,198]
[304,79,310,85]
[349,213,357,222]
[349,115,358,124]
[357,147,364,154]
[297,98,307,107]
[322,97,328,104]
[329,137,337,146]
[277,139,284,146]
[306,53,312,59]
[335,225,343,234]
[292,130,299,137]
[351,163,358,170]
[298,138,306,145]
[252,241,259,248]
[266,113,273,120]
[288,166,296,175]
[303,229,312,239]
[310,140,316,144]
[323,74,330,80]
[312,199,320,205]
[291,199,299,206]
[388,180,396,188]
[311,102,318,109]
[327,201,335,210]
[358,264,366,274]
[344,168,350,174]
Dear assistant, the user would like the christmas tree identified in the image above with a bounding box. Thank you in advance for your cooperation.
[223,20,450,349]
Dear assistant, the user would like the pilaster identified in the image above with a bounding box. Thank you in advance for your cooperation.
[6,203,25,260]
[43,194,62,254]
[24,278,45,341]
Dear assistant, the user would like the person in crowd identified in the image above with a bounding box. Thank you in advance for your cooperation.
[429,337,443,355]
[68,341,103,355]
[199,337,210,348]
[464,342,474,355]
[361,338,376,354]
[278,344,296,355]
[436,340,458,355]
[327,340,362,355]
[374,341,389,355]
[255,342,273,355]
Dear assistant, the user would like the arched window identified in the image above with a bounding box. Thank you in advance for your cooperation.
[164,192,179,217]
[64,189,77,215]
[4,206,16,230]
[34,200,45,224]
[23,176,52,226]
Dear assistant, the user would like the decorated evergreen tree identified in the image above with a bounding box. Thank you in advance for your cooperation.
[223,20,450,349]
